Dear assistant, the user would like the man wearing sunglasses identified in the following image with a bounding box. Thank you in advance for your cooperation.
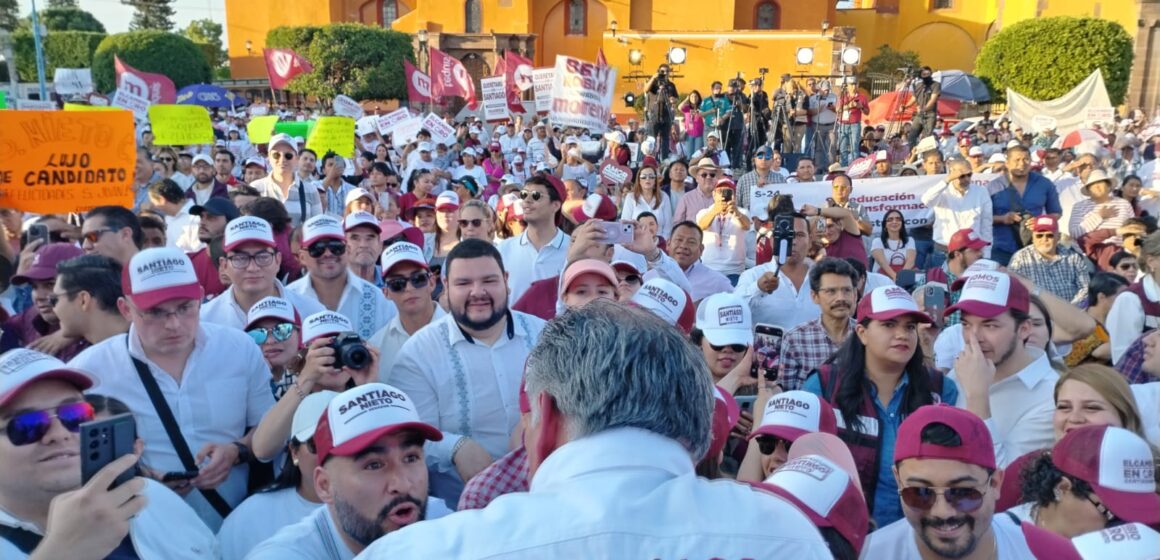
[250,133,324,228]
[673,157,722,224]
[735,145,786,213]
[369,242,444,380]
[1008,216,1091,304]
[0,350,218,559]
[81,206,142,265]
[922,159,994,269]
[865,404,1076,559]
[496,175,570,302]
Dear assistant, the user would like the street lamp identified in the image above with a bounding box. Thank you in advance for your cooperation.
[628,49,643,66]
[796,47,814,65]
[245,39,252,55]
[417,29,429,75]
[0,30,15,101]
[30,0,47,100]
[667,47,686,65]
[609,19,618,37]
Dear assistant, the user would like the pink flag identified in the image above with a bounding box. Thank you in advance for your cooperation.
[506,51,535,92]
[429,47,477,109]
[263,48,313,90]
[404,60,432,105]
[114,55,176,104]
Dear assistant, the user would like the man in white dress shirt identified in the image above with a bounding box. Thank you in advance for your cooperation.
[666,221,733,303]
[287,215,395,340]
[368,242,445,381]
[921,159,993,265]
[201,216,325,331]
[249,133,323,227]
[361,301,831,559]
[497,175,571,302]
[390,239,547,506]
[146,178,203,252]
[735,213,819,330]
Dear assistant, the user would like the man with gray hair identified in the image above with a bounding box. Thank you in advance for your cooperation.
[361,301,831,558]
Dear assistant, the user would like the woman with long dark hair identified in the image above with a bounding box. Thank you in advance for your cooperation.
[803,285,959,528]
[870,208,914,281]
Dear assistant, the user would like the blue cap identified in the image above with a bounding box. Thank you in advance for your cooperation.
[755,145,774,158]
[190,197,241,221]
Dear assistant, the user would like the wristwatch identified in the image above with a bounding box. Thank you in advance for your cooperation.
[232,442,253,465]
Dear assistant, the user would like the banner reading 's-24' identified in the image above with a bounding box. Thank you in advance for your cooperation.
[549,55,616,134]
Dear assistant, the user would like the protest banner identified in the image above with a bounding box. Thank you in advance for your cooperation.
[1083,107,1115,128]
[273,120,314,140]
[112,88,150,121]
[247,115,280,145]
[115,56,176,104]
[750,173,1001,233]
[306,116,356,158]
[63,104,123,112]
[481,76,508,122]
[53,68,93,95]
[250,104,269,116]
[421,112,456,146]
[404,60,432,106]
[533,68,554,114]
[0,111,135,213]
[391,117,423,149]
[147,105,213,145]
[599,159,632,187]
[549,55,616,133]
[377,107,411,135]
[333,95,364,119]
[16,99,57,111]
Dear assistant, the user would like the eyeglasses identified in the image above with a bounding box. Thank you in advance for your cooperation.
[385,181,399,187]
[159,157,174,163]
[385,271,431,293]
[519,190,544,201]
[1033,233,1056,239]
[709,343,747,353]
[139,301,198,322]
[1085,493,1119,523]
[1118,263,1137,270]
[227,250,277,269]
[271,152,295,161]
[458,218,485,228]
[3,402,94,446]
[620,274,641,285]
[699,172,718,179]
[639,174,657,180]
[755,435,790,455]
[306,240,347,259]
[899,478,991,513]
[82,228,117,244]
[247,322,297,345]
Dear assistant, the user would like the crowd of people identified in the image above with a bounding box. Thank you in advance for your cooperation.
[0,71,1159,560]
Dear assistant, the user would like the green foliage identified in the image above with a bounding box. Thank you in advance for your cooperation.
[860,45,921,78]
[265,23,415,100]
[13,31,106,82]
[975,17,1133,105]
[183,19,226,68]
[47,0,79,8]
[20,7,106,33]
[92,31,211,91]
[123,0,175,32]
[0,0,17,31]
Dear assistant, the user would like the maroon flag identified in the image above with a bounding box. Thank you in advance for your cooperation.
[404,60,432,105]
[506,51,535,92]
[114,55,176,104]
[263,48,313,90]
[596,48,608,68]
[429,47,477,109]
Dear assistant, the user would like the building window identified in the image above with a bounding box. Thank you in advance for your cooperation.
[566,0,586,36]
[382,1,397,23]
[465,0,482,33]
[755,2,779,30]
[933,0,953,8]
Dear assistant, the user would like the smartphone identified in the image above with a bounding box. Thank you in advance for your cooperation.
[896,269,916,290]
[161,470,200,483]
[721,189,734,203]
[735,395,757,414]
[815,217,827,234]
[28,224,50,247]
[751,323,784,381]
[80,413,138,490]
[773,215,794,265]
[924,285,947,327]
[596,221,635,245]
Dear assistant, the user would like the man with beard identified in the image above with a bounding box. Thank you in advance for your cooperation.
[390,239,547,505]
[865,405,1075,558]
[777,257,858,391]
[986,145,1061,266]
[287,215,394,340]
[185,154,228,204]
[187,198,239,300]
[213,149,239,188]
[247,383,452,559]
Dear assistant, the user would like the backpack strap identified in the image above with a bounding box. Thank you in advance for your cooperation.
[0,524,42,554]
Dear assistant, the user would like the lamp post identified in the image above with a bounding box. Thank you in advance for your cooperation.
[245,39,253,56]
[417,29,429,111]
[0,30,16,102]
[30,0,47,101]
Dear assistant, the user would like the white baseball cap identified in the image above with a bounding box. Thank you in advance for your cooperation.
[436,191,460,212]
[417,141,432,152]
[944,271,1030,319]
[1052,425,1160,524]
[967,146,984,157]
[344,211,381,234]
[344,187,375,207]
[0,349,96,408]
[630,278,691,331]
[695,293,753,346]
[123,247,202,311]
[244,296,300,330]
[301,214,345,247]
[1072,523,1160,560]
[191,154,213,166]
[243,157,267,169]
[513,155,524,164]
[949,258,1001,290]
[291,390,338,443]
[874,150,889,162]
[313,383,442,464]
[380,242,428,277]
[749,391,839,442]
[496,125,508,134]
[610,245,646,276]
[223,216,276,252]
[605,130,626,144]
[301,311,355,344]
[268,133,298,154]
[855,285,933,324]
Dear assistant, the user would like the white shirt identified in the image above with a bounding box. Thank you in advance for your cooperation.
[247,498,452,560]
[810,93,838,125]
[453,164,488,192]
[368,303,447,383]
[497,229,571,303]
[0,479,217,559]
[734,261,819,331]
[170,171,195,191]
[287,270,396,340]
[621,192,674,238]
[667,261,733,303]
[696,207,750,276]
[865,510,1040,559]
[68,323,276,530]
[251,175,324,228]
[165,199,204,252]
[498,133,526,159]
[871,237,915,273]
[526,137,548,164]
[1055,175,1086,240]
[948,348,1058,468]
[188,182,215,205]
[219,488,320,560]
[1107,275,1160,365]
[1130,382,1160,448]
[921,179,994,254]
[388,311,545,479]
[357,428,830,559]
[201,282,327,333]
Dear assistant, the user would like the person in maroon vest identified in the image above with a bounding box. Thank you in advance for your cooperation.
[0,243,88,360]
[802,173,867,269]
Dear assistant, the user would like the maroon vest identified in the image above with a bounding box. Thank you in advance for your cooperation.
[1126,281,1160,321]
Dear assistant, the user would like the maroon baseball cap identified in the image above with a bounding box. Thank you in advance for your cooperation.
[571,194,617,223]
[855,285,933,324]
[11,243,83,285]
[894,404,996,470]
[947,228,990,254]
[944,272,1030,319]
[404,197,437,221]
[1051,425,1160,525]
[706,387,740,462]
[541,173,567,203]
[1029,215,1059,233]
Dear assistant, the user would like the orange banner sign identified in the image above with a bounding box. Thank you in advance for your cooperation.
[0,111,136,213]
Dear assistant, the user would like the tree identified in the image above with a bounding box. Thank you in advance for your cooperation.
[92,31,211,91]
[0,0,18,31]
[183,18,226,69]
[13,31,105,81]
[859,45,921,78]
[122,0,175,32]
[21,7,107,33]
[975,17,1134,105]
[266,23,415,100]
[47,0,80,8]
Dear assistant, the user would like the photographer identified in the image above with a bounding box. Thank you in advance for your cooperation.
[696,178,752,284]
[808,80,838,173]
[721,79,750,170]
[903,66,941,148]
[747,77,772,161]
[645,64,679,161]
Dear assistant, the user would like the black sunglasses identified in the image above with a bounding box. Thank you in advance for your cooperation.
[519,190,544,201]
[3,402,94,446]
[709,343,747,353]
[899,479,990,513]
[621,274,641,285]
[271,152,295,161]
[458,218,485,228]
[755,435,790,455]
[307,240,347,258]
[385,271,431,293]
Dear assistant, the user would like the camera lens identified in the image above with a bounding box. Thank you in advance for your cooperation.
[343,344,370,370]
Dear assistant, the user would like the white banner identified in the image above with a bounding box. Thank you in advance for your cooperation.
[549,55,616,134]
[1007,70,1113,136]
[391,117,423,149]
[52,68,92,95]
[16,99,57,111]
[356,115,378,137]
[533,68,554,113]
[249,104,269,116]
[421,112,456,146]
[377,107,411,136]
[480,76,508,122]
[332,95,364,119]
[112,88,150,121]
[750,173,1001,234]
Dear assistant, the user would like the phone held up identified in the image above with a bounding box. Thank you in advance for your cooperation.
[751,323,784,382]
[773,215,794,265]
[80,413,138,489]
[596,221,635,245]
[924,284,946,328]
[28,224,51,247]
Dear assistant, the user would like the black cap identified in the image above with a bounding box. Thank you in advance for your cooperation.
[190,197,241,221]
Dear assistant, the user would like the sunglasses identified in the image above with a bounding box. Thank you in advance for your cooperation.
[1033,233,1055,239]
[755,153,772,160]
[82,228,117,244]
[755,435,790,455]
[639,174,657,180]
[621,274,642,285]
[1118,263,1137,270]
[458,218,485,228]
[899,480,990,513]
[158,157,174,163]
[307,240,347,258]
[385,271,431,293]
[385,182,399,187]
[709,343,747,353]
[519,190,544,201]
[699,172,718,179]
[247,322,297,345]
[3,401,94,446]
[1085,493,1119,523]
[271,152,295,161]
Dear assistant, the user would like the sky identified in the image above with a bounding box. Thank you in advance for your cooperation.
[19,0,228,38]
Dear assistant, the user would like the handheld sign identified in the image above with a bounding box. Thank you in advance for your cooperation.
[599,159,632,187]
[0,111,136,213]
[247,115,280,145]
[306,117,356,159]
[148,105,213,145]
[333,95,364,119]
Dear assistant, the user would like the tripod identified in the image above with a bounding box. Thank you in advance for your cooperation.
[721,92,747,172]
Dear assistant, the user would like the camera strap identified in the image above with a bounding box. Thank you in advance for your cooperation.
[126,339,233,518]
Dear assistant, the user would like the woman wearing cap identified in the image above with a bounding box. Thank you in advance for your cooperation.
[803,285,959,528]
[559,259,618,310]
[432,192,461,266]
[1107,231,1160,366]
[1009,425,1160,538]
[621,165,674,239]
[1070,170,1135,268]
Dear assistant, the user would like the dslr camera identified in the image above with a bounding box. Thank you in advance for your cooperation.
[328,332,372,370]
